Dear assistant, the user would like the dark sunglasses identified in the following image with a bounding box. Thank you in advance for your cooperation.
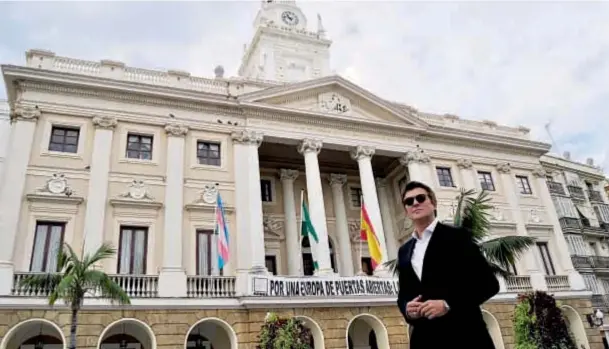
[403,194,427,207]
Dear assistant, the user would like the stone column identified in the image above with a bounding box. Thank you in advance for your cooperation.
[532,166,586,290]
[399,150,432,186]
[280,169,302,276]
[82,116,117,259]
[298,139,333,275]
[232,130,267,274]
[376,178,398,261]
[158,123,188,297]
[329,173,354,276]
[496,162,547,290]
[351,146,389,271]
[456,158,477,190]
[0,105,40,296]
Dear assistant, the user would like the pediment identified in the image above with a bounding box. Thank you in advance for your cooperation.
[239,75,427,128]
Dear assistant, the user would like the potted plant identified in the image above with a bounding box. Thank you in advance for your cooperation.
[257,312,314,349]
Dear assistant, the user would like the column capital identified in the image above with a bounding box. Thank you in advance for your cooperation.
[298,138,322,155]
[496,162,511,174]
[165,123,189,137]
[350,145,375,161]
[532,166,547,178]
[279,169,299,182]
[92,115,118,129]
[10,105,40,123]
[231,130,263,146]
[456,158,473,169]
[399,150,430,166]
[328,173,347,187]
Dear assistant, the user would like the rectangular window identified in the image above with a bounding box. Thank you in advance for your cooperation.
[30,222,65,272]
[516,175,533,195]
[125,134,153,160]
[436,167,455,187]
[117,226,148,274]
[196,230,216,276]
[265,256,277,275]
[552,196,579,218]
[537,242,556,276]
[350,187,362,207]
[197,141,221,166]
[49,126,79,153]
[477,171,496,191]
[361,257,373,276]
[261,179,273,202]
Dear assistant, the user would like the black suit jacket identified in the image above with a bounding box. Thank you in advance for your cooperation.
[396,222,499,349]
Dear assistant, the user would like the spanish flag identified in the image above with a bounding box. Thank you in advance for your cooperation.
[360,202,383,270]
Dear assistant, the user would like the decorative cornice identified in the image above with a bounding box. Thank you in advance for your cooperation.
[110,198,163,210]
[456,158,473,169]
[26,193,84,206]
[231,130,263,146]
[350,145,375,161]
[164,123,189,137]
[11,104,40,123]
[496,162,511,174]
[297,138,322,155]
[92,115,118,129]
[399,150,431,166]
[279,169,299,182]
[328,173,347,187]
[532,166,547,178]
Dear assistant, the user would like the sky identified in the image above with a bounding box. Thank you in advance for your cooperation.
[1,0,608,172]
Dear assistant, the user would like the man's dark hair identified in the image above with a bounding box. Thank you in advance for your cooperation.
[401,180,437,207]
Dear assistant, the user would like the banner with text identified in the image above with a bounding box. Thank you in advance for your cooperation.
[249,275,399,297]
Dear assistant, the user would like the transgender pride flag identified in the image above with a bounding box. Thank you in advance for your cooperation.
[215,193,230,270]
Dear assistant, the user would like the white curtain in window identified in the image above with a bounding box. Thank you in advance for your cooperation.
[552,196,578,218]
[595,204,609,223]
[198,233,209,276]
[119,230,132,274]
[211,233,219,276]
[30,225,47,272]
[583,274,602,294]
[133,229,145,274]
[45,225,62,272]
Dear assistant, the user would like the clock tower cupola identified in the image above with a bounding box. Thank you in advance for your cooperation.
[238,0,332,82]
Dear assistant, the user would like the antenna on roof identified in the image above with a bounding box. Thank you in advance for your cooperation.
[544,120,560,154]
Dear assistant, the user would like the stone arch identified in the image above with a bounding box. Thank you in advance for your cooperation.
[184,317,237,349]
[0,318,66,349]
[97,318,156,349]
[346,313,390,349]
[294,315,325,349]
[560,305,590,348]
[481,310,505,349]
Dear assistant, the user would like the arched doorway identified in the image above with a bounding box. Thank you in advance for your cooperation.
[294,316,325,349]
[560,305,590,348]
[482,310,505,349]
[346,314,389,349]
[301,236,337,276]
[98,319,156,349]
[0,319,65,349]
[184,318,237,349]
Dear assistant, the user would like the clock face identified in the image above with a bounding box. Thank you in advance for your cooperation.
[281,11,299,26]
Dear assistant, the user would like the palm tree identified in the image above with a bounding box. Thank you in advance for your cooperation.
[19,243,130,349]
[384,188,536,277]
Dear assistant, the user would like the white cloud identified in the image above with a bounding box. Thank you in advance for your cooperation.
[1,0,608,171]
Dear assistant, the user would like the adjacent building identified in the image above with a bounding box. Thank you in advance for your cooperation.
[0,1,602,349]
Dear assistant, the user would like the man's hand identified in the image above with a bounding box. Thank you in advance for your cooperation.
[406,295,423,319]
[419,300,449,319]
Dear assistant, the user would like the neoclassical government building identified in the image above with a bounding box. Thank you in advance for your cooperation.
[0,1,604,349]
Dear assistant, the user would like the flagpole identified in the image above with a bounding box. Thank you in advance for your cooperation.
[213,184,220,276]
[359,194,364,275]
[298,189,305,276]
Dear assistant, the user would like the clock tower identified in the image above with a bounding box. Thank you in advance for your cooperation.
[238,0,332,83]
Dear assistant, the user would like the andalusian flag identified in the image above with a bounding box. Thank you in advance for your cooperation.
[360,202,383,270]
[300,193,319,271]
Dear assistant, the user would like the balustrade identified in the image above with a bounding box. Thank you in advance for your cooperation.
[505,276,533,293]
[186,276,236,298]
[545,275,570,291]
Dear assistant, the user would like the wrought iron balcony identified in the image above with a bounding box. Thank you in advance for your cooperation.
[591,294,609,312]
[571,255,593,269]
[547,181,566,195]
[559,217,582,231]
[588,190,604,203]
[568,185,586,200]
[591,256,609,269]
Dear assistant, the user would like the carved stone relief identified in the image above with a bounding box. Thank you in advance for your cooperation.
[119,180,154,200]
[191,184,219,205]
[38,173,73,196]
[319,92,350,114]
[399,150,431,165]
[263,215,284,240]
[529,209,542,223]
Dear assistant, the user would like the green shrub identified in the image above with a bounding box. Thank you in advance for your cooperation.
[257,312,314,349]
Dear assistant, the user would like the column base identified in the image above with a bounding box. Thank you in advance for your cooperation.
[250,265,269,275]
[314,268,337,277]
[529,272,548,291]
[0,261,14,296]
[568,271,586,291]
[158,268,187,298]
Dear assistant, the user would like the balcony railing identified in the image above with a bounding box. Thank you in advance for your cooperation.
[559,217,581,230]
[592,294,609,312]
[591,256,609,269]
[545,275,570,292]
[588,190,604,203]
[568,185,586,200]
[11,272,159,298]
[505,276,533,293]
[547,181,566,195]
[186,276,236,298]
[571,255,594,269]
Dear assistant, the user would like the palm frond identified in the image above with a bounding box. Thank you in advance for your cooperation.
[63,243,84,276]
[487,260,512,278]
[453,188,475,227]
[83,243,116,270]
[481,236,536,272]
[383,259,399,277]
[461,190,493,242]
[83,270,131,305]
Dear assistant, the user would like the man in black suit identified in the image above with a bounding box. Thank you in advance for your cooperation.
[396,181,499,349]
